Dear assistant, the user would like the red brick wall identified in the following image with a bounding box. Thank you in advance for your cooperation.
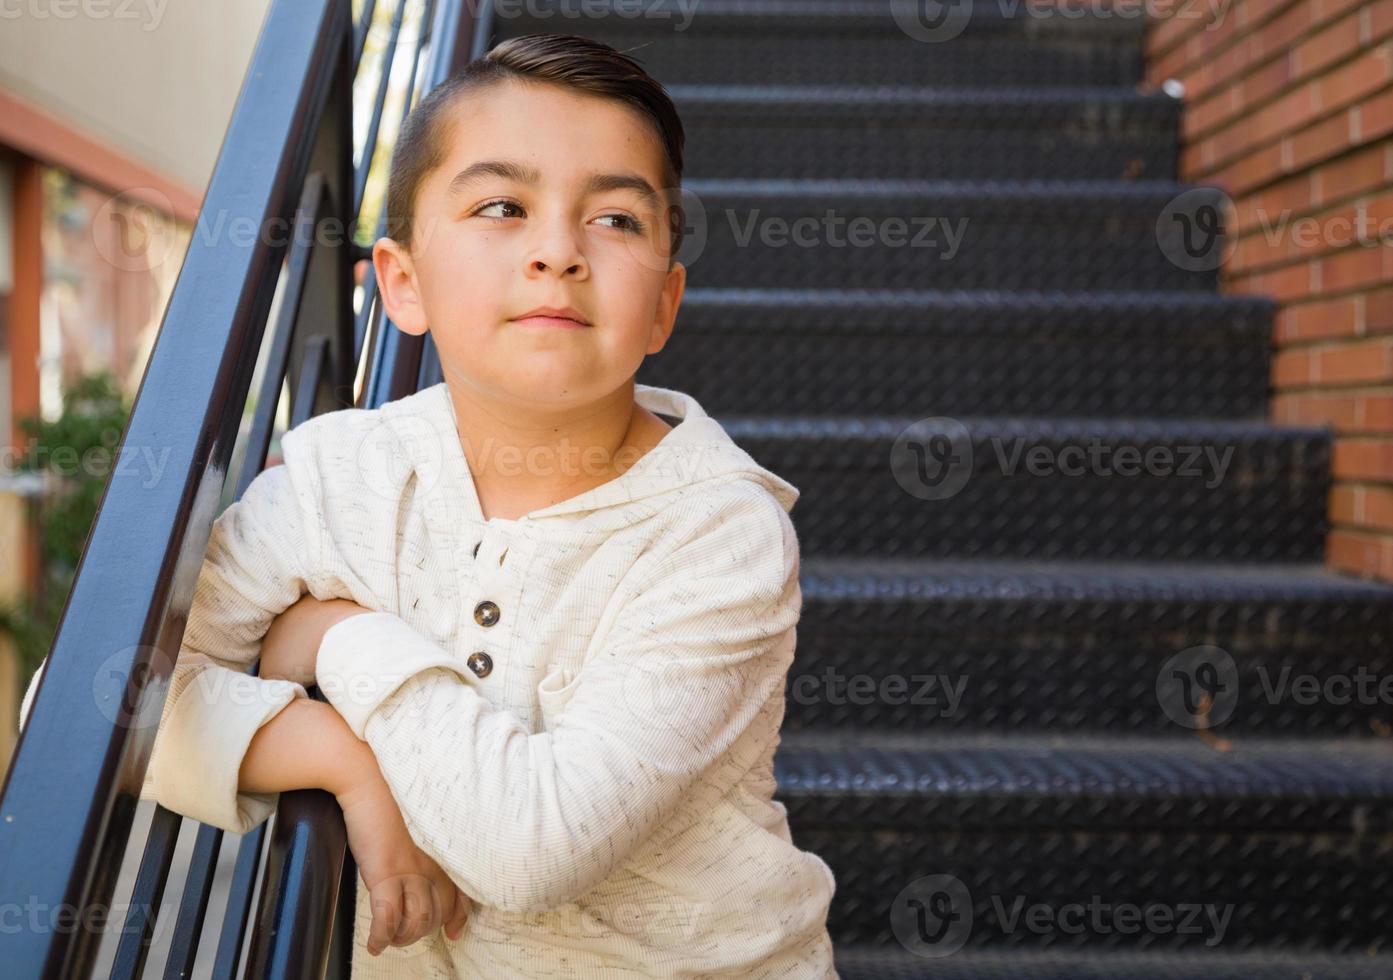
[1146,0,1393,579]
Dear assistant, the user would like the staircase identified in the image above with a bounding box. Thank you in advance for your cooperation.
[492,2,1393,977]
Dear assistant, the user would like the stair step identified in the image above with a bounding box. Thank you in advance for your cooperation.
[773,732,1393,949]
[774,731,1393,831]
[493,0,1146,87]
[787,558,1393,737]
[642,289,1271,419]
[680,179,1221,292]
[720,416,1329,561]
[832,947,1393,979]
[677,85,1180,181]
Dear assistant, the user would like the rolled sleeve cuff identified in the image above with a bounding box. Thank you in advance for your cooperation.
[152,667,307,835]
[315,611,469,740]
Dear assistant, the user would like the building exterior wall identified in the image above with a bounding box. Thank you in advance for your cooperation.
[1147,0,1393,579]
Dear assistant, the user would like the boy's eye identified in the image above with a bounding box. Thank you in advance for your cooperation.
[595,213,645,234]
[470,199,645,235]
[473,199,525,220]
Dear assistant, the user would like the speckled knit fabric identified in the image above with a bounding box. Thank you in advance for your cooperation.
[20,381,838,979]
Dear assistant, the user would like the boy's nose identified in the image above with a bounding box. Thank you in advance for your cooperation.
[531,258,584,275]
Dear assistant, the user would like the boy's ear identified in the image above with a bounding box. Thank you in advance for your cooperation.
[646,260,685,356]
[372,236,429,336]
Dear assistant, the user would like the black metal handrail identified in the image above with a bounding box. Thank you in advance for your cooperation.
[0,1,487,975]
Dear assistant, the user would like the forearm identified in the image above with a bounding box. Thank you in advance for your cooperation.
[239,697,377,798]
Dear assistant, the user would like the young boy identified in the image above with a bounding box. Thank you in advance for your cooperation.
[22,33,838,978]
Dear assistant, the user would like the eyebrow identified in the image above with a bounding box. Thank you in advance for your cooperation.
[445,159,661,209]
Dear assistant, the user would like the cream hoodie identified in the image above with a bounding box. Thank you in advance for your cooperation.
[20,381,838,979]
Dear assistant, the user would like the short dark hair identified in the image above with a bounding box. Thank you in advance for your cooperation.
[384,33,685,263]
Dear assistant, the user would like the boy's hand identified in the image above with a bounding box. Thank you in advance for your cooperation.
[335,749,474,954]
[259,595,372,687]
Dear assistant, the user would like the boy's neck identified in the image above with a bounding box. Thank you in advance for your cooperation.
[440,378,673,522]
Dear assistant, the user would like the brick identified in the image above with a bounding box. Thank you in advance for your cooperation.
[1317,338,1393,383]
[1234,174,1314,234]
[1327,528,1393,578]
[1251,82,1320,144]
[1294,11,1366,76]
[1333,435,1393,478]
[1272,347,1316,386]
[1197,85,1393,188]
[1311,143,1390,207]
[1274,390,1363,426]
[1358,85,1393,137]
[1330,483,1360,522]
[1213,141,1287,192]
[1274,295,1361,342]
[1237,54,1298,115]
[1316,241,1390,292]
[1358,392,1393,427]
[1366,285,1393,329]
[1287,110,1355,171]
[1363,484,1393,527]
[1226,257,1315,302]
[1316,41,1393,110]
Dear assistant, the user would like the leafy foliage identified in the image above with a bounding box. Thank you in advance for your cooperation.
[0,371,130,699]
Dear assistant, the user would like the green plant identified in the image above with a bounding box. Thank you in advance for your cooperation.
[0,371,130,699]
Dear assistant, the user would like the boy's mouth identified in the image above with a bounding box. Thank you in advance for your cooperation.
[510,305,592,328]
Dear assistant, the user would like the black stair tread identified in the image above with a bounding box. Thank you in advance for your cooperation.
[682,179,1221,292]
[797,557,1393,602]
[720,413,1326,440]
[671,83,1180,113]
[525,0,1149,36]
[774,730,1393,805]
[685,176,1202,199]
[677,288,1270,335]
[832,946,1393,979]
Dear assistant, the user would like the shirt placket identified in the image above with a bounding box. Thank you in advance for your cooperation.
[463,526,524,688]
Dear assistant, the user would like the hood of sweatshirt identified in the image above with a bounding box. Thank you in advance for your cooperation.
[374,381,800,531]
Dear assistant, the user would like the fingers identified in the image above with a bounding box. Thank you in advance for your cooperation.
[367,879,403,956]
[393,875,440,948]
[444,887,473,941]
[369,874,449,956]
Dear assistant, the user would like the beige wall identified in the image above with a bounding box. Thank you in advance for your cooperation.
[0,0,274,194]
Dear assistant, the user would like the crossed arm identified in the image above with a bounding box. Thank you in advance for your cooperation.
[253,490,802,916]
[19,438,801,919]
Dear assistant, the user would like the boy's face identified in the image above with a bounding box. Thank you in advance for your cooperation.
[373,79,685,413]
